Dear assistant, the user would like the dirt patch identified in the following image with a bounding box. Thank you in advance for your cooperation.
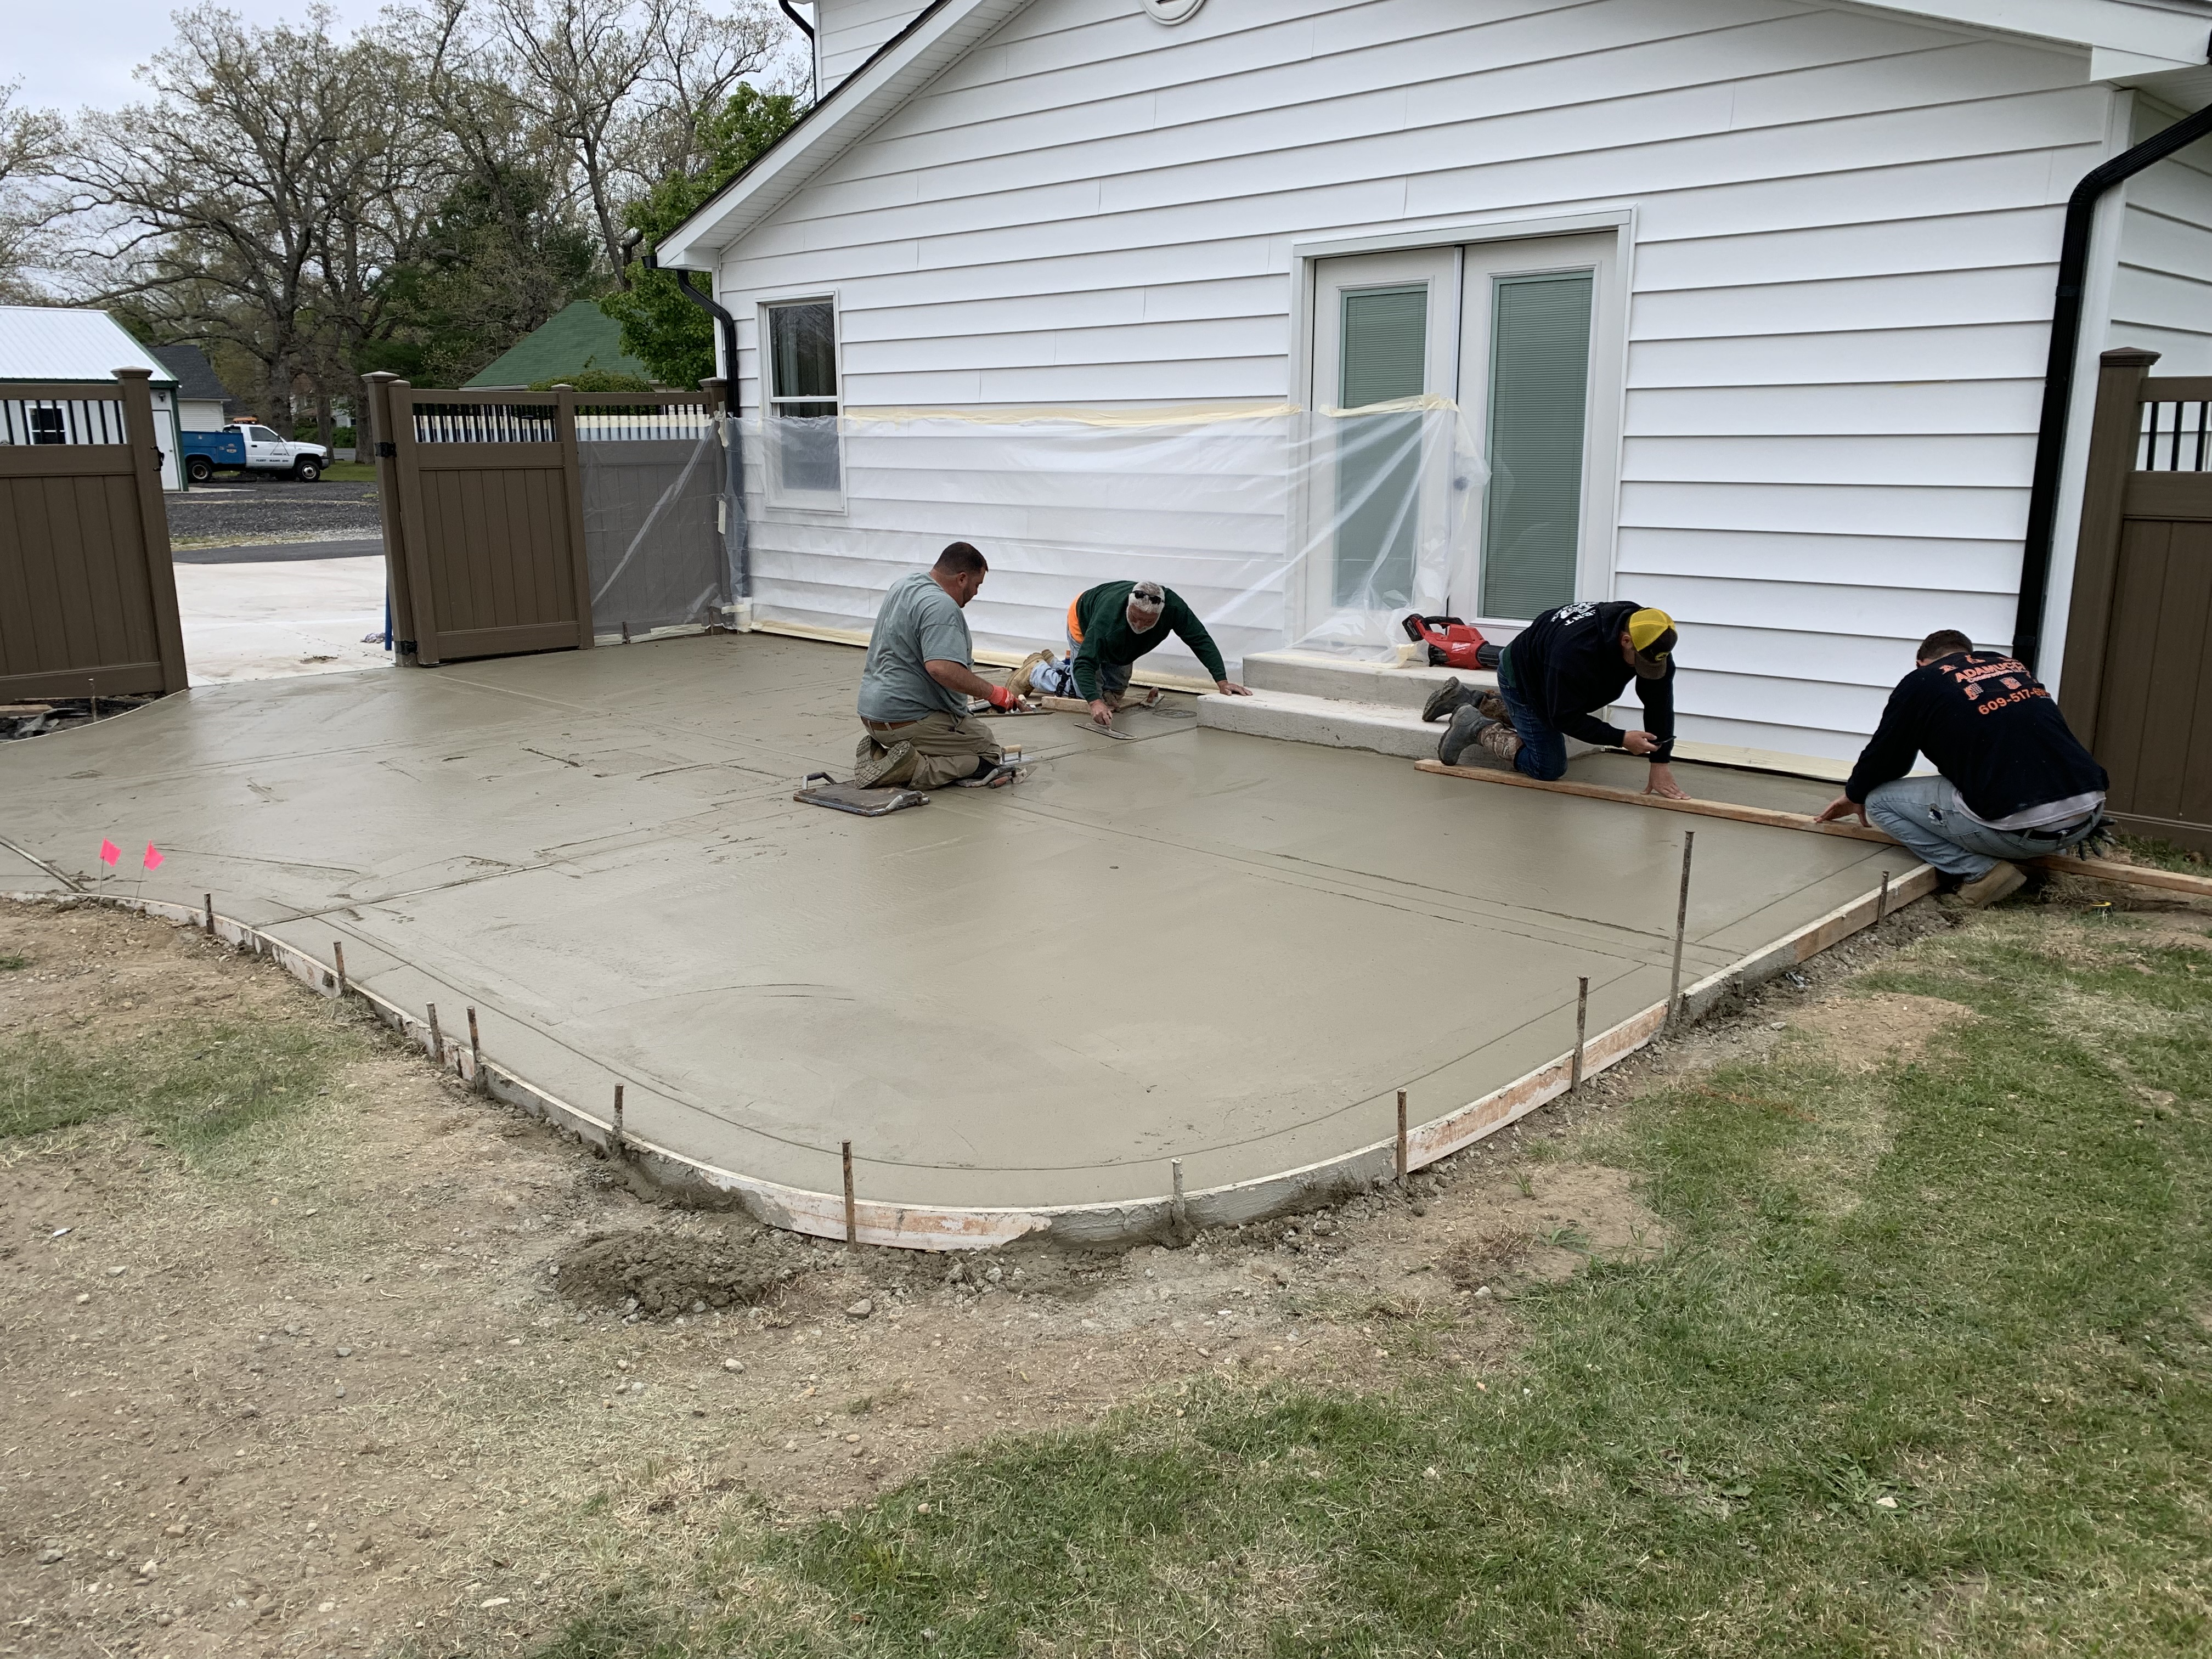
[554,1227,795,1314]
[0,895,1666,1659]
[1791,991,1978,1073]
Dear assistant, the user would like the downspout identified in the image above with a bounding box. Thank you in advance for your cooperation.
[646,249,751,600]
[2013,95,2212,670]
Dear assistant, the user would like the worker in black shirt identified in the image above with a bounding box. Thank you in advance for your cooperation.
[1814,629,2106,909]
[1427,601,1688,799]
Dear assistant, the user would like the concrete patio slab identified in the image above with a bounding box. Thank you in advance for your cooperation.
[0,633,1918,1242]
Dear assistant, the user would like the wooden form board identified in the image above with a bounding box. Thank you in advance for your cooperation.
[1412,758,2212,900]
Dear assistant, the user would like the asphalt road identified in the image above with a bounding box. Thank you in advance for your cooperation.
[166,475,381,548]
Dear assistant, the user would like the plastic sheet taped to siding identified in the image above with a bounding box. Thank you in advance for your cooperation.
[735,400,1485,673]
[579,427,727,638]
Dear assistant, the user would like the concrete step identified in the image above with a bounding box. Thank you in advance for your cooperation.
[1239,650,1494,710]
[1198,687,1447,760]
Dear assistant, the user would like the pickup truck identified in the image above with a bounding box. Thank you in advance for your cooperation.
[181,424,330,483]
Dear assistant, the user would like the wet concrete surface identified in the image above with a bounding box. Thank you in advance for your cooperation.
[0,634,1915,1214]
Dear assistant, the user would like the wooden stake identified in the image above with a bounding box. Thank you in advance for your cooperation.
[1171,1158,1187,1230]
[1667,832,1695,1025]
[842,1141,857,1247]
[426,1003,443,1065]
[332,941,347,998]
[203,892,214,934]
[1571,976,1588,1091]
[612,1084,625,1155]
[466,1006,483,1092]
[1877,869,1890,921]
[1395,1090,1408,1183]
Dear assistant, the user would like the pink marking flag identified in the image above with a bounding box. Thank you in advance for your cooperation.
[98,839,121,867]
[143,843,164,871]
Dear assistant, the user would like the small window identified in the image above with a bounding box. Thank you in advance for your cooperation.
[29,406,66,444]
[249,426,281,443]
[764,298,842,505]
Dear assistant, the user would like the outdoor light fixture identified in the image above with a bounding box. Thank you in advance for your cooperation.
[1142,0,1204,22]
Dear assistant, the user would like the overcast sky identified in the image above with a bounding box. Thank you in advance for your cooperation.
[9,2,387,115]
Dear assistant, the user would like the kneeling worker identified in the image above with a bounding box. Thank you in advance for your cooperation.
[1015,579,1252,727]
[854,542,1024,789]
[1813,629,2106,907]
[1428,601,1687,800]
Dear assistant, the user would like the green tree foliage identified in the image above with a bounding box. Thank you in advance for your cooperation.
[599,84,802,387]
[358,161,598,386]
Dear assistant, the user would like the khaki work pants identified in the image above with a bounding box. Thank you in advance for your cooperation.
[857,710,1002,789]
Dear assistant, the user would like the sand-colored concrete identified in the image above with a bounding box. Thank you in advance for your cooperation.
[172,552,391,685]
[0,633,1916,1223]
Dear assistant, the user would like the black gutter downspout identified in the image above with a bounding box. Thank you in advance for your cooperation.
[2015,96,2212,671]
[646,249,751,601]
[778,2,819,104]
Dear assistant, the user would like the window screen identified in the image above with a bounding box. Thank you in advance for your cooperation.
[766,300,839,495]
[1480,270,1592,620]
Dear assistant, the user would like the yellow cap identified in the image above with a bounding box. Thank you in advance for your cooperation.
[1627,607,1674,653]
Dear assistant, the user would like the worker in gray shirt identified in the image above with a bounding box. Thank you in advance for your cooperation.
[854,542,1024,789]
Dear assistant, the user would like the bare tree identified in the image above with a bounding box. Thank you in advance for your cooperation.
[473,0,780,285]
[55,5,409,421]
[0,81,64,302]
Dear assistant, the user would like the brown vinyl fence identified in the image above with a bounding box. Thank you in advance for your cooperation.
[0,367,188,701]
[364,374,730,667]
[2061,348,2212,855]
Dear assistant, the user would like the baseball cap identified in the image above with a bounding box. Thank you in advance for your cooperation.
[1129,579,1167,610]
[1627,607,1677,679]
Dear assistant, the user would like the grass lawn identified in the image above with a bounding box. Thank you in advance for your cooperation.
[320,460,379,482]
[527,904,2212,1658]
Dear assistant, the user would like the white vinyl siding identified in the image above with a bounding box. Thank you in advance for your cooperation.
[2109,95,2212,374]
[720,0,2127,765]
[816,0,929,89]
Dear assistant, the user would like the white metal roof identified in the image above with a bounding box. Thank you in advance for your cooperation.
[0,305,179,386]
[658,0,2212,266]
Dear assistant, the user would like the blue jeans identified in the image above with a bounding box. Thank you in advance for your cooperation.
[1037,633,1130,700]
[1495,662,1569,781]
[1864,776,2096,879]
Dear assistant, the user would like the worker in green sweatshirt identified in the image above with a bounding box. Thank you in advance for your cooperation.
[1012,579,1252,727]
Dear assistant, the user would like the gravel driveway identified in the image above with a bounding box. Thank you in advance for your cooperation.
[166,475,382,548]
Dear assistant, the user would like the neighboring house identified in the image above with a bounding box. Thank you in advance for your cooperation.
[0,305,187,491]
[657,0,2212,775]
[462,300,657,388]
[149,343,238,435]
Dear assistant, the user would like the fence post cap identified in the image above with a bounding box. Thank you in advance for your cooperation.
[112,366,152,380]
[2100,347,2162,368]
[362,370,399,383]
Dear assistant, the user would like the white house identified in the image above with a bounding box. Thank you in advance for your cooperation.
[0,305,187,490]
[150,343,236,436]
[659,0,2212,774]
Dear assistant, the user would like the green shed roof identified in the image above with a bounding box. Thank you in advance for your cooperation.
[462,301,653,388]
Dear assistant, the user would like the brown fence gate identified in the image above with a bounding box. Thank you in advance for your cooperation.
[2062,348,2212,856]
[0,367,188,701]
[365,374,729,667]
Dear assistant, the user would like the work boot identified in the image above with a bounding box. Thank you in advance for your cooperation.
[1942,861,2027,910]
[1007,649,1053,701]
[1438,707,1521,769]
[853,739,918,789]
[1421,678,1508,724]
[1421,676,1467,724]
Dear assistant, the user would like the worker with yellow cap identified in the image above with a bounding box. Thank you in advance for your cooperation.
[1426,600,1687,799]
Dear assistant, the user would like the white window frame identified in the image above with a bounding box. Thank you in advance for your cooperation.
[757,291,847,514]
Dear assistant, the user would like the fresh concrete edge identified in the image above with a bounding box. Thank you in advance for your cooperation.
[742,616,1218,695]
[1412,758,2212,899]
[2,862,1933,1253]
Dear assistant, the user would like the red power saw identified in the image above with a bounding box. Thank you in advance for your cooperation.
[1401,613,1500,671]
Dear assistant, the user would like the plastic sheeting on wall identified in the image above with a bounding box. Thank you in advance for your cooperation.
[733,399,1485,675]
[578,428,727,639]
